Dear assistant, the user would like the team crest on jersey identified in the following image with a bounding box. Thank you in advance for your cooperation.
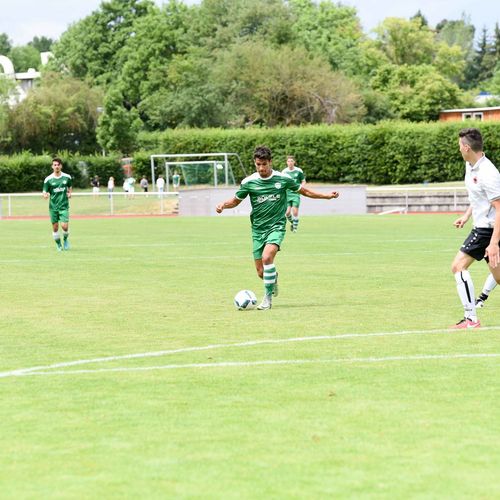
[274,182,282,189]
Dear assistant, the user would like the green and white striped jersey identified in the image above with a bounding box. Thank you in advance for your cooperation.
[236,171,300,233]
[43,173,72,211]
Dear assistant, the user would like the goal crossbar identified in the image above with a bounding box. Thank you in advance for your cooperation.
[149,152,246,192]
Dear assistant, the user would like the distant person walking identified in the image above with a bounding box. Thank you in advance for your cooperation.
[140,175,149,196]
[42,158,72,251]
[107,176,115,198]
[156,175,165,197]
[91,175,100,198]
[172,171,181,190]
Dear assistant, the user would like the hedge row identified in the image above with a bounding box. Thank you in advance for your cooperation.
[137,121,500,184]
[0,153,124,192]
[2,121,500,192]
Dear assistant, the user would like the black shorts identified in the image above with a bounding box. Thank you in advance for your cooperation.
[461,227,496,261]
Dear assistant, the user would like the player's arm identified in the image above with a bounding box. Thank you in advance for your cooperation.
[485,199,500,267]
[298,185,339,200]
[216,196,242,213]
[67,187,72,198]
[42,181,49,199]
[453,205,472,228]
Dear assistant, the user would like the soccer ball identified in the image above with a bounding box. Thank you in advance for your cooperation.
[234,290,257,310]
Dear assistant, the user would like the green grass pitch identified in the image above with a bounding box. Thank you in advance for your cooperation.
[0,214,499,498]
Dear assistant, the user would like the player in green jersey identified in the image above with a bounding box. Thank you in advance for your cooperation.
[42,158,73,251]
[282,155,306,233]
[216,145,339,310]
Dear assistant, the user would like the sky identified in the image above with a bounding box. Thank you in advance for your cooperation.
[0,0,498,47]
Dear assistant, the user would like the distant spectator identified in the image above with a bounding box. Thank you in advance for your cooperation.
[172,171,181,190]
[91,175,100,198]
[140,175,149,196]
[127,176,136,199]
[107,176,115,198]
[156,175,165,197]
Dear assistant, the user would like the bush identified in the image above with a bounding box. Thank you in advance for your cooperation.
[3,121,500,192]
[136,121,500,184]
[0,153,123,192]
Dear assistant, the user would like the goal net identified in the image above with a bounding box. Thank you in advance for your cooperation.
[149,153,247,192]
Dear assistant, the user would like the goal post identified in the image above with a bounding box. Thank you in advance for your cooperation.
[149,152,247,192]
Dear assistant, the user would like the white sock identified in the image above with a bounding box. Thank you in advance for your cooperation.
[455,271,477,321]
[52,232,61,241]
[482,273,497,296]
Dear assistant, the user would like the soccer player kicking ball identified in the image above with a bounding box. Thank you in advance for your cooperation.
[42,158,73,251]
[216,145,339,310]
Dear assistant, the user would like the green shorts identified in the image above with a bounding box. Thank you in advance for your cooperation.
[252,227,286,259]
[49,208,69,224]
[287,194,301,208]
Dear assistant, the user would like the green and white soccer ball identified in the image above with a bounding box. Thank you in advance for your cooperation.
[234,290,257,310]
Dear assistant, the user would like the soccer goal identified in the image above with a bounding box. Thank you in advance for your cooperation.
[149,153,247,192]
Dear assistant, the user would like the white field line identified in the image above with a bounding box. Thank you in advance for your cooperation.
[1,327,499,379]
[13,353,500,377]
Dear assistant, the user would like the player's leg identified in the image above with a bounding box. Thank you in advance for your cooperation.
[60,210,70,250]
[476,272,498,307]
[291,203,299,233]
[450,250,479,328]
[257,243,279,310]
[286,204,292,225]
[51,219,62,251]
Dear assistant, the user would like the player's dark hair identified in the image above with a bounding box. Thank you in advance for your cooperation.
[52,157,63,166]
[253,145,272,161]
[459,128,483,152]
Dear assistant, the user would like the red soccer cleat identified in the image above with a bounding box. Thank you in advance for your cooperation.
[450,318,481,329]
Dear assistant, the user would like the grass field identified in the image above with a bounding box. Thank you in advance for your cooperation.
[1,214,499,498]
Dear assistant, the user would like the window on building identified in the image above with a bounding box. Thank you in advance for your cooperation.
[462,112,483,121]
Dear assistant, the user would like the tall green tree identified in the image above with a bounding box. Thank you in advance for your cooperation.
[370,64,462,121]
[6,73,103,153]
[96,86,143,153]
[0,33,12,56]
[287,0,365,76]
[211,42,365,126]
[373,17,435,66]
[51,0,156,85]
[8,45,41,72]
[28,36,54,52]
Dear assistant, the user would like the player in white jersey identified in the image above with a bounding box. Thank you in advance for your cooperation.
[216,145,339,310]
[451,128,500,328]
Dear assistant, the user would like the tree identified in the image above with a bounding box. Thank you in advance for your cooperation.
[373,17,435,66]
[370,64,462,121]
[115,0,191,107]
[0,33,12,56]
[6,73,103,153]
[50,0,156,85]
[286,0,365,76]
[211,42,365,126]
[8,45,41,72]
[0,77,15,150]
[138,48,227,129]
[410,10,428,27]
[436,16,475,57]
[96,86,143,153]
[29,36,54,53]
